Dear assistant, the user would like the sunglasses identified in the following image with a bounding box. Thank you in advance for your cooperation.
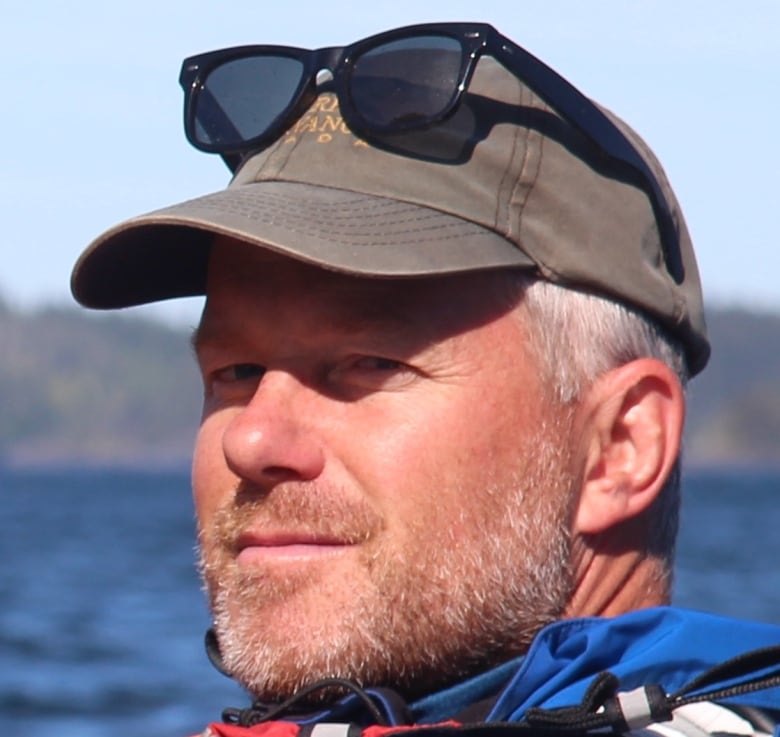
[179,22,683,282]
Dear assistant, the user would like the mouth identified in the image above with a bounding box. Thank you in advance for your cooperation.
[234,530,357,566]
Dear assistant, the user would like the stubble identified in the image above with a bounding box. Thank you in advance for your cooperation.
[198,414,576,702]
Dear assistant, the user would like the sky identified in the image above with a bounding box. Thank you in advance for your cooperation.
[2,0,778,325]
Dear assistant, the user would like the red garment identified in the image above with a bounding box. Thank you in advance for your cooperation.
[194,720,462,737]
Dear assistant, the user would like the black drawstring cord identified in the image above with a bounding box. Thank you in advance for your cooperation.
[669,644,780,706]
[222,678,391,727]
[218,644,780,734]
[523,644,780,734]
[522,672,670,733]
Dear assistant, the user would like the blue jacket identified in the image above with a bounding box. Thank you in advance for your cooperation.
[219,606,780,731]
[490,606,780,719]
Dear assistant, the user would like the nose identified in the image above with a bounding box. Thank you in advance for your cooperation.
[221,370,326,488]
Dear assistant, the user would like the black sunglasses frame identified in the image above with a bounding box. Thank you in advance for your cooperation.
[179,22,683,283]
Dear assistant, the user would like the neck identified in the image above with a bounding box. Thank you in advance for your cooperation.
[564,521,670,618]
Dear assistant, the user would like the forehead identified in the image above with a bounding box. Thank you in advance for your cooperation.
[199,237,525,342]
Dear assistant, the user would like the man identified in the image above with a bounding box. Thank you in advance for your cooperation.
[71,23,780,737]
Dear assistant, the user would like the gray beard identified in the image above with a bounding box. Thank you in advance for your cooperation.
[198,417,575,702]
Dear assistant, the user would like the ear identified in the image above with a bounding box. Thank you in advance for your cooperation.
[573,358,685,535]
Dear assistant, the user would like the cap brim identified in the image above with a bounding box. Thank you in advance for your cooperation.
[71,180,536,309]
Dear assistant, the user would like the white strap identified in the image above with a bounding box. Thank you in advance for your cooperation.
[641,702,769,737]
[310,724,356,737]
[616,686,656,729]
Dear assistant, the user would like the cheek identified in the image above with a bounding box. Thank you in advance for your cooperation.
[350,390,531,529]
[397,410,547,549]
[192,412,232,528]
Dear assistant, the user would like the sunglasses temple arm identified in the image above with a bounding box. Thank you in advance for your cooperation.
[491,36,639,171]
[220,152,243,173]
[491,35,684,283]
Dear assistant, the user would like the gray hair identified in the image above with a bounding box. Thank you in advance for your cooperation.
[513,275,690,587]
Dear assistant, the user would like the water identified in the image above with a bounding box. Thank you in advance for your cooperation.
[2,466,779,736]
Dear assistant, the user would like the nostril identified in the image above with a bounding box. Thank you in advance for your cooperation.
[260,466,302,484]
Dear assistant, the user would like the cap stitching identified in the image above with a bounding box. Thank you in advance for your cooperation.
[191,186,499,234]
[188,198,493,247]
[494,77,530,233]
[197,191,486,225]
[506,87,545,249]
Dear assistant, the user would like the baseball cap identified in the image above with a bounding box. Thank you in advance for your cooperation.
[70,47,709,375]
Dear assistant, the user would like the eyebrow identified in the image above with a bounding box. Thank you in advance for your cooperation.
[190,292,420,357]
[322,299,417,338]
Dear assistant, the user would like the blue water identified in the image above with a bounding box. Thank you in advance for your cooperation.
[2,467,779,736]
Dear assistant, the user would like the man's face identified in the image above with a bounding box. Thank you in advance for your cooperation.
[192,238,578,701]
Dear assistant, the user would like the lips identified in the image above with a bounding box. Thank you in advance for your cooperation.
[205,488,383,569]
[234,529,356,565]
[236,528,354,549]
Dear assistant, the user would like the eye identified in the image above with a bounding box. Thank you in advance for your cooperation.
[351,356,405,372]
[216,363,266,382]
[327,354,417,396]
[208,363,266,400]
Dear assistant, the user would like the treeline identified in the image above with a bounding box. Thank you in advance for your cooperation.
[1,298,779,468]
[0,300,201,467]
[685,309,780,466]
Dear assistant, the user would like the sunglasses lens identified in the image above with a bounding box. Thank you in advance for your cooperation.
[349,35,463,129]
[193,55,305,148]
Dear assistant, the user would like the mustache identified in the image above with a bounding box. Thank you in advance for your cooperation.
[200,480,385,553]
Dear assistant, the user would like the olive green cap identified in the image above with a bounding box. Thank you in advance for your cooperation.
[71,57,709,374]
